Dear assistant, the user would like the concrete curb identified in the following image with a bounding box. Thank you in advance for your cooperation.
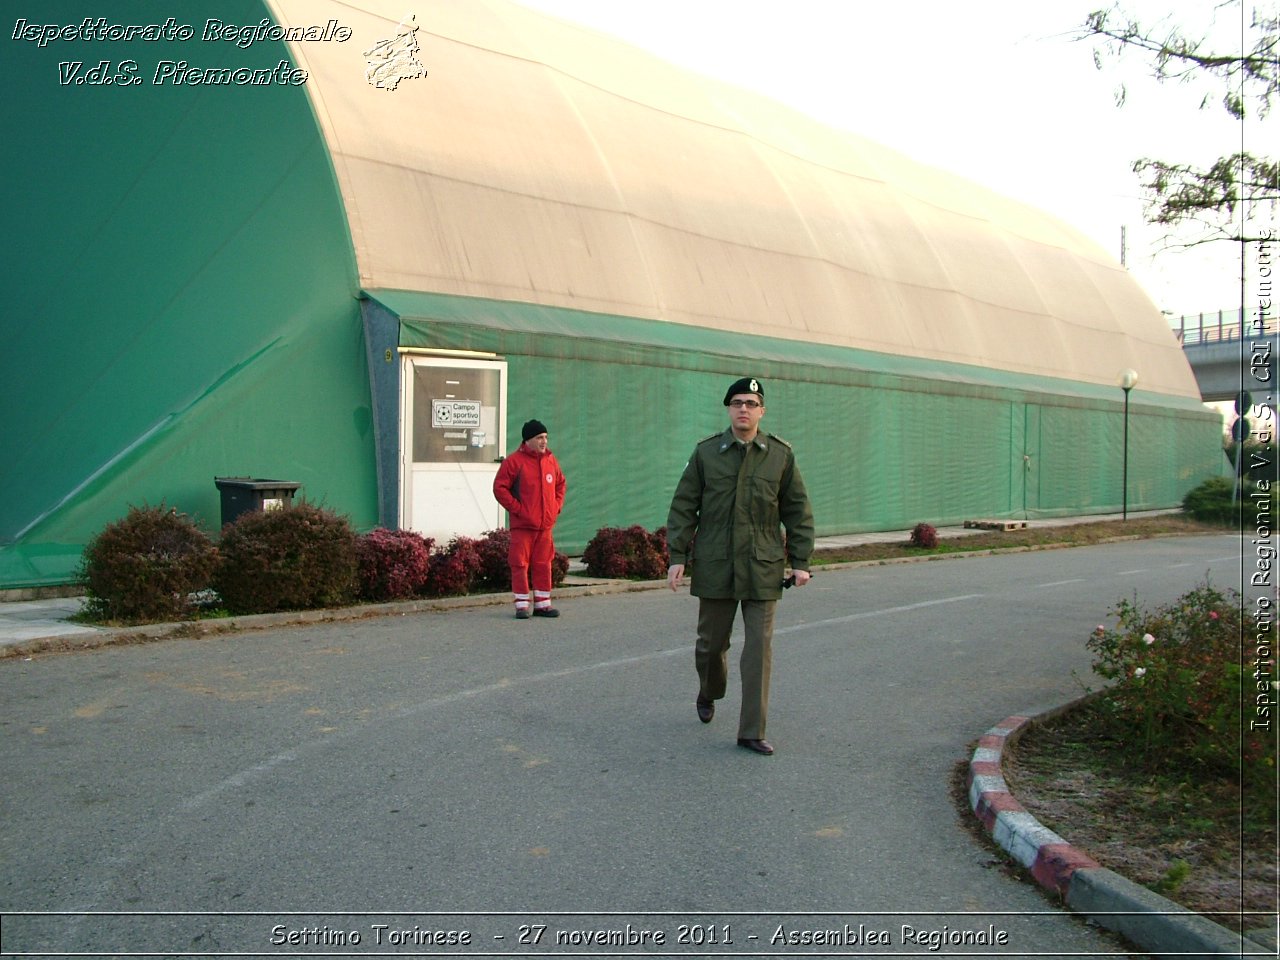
[0,529,1216,660]
[968,707,1273,957]
[0,576,668,659]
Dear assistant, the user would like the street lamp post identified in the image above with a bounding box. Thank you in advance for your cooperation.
[1119,369,1138,520]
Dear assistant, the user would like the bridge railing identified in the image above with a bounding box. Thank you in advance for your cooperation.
[1176,309,1278,345]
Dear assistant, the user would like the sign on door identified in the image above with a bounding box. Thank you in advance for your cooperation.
[431,399,482,428]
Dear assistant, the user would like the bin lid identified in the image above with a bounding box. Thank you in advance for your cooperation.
[214,477,301,491]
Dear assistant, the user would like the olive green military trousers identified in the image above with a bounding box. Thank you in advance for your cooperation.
[695,598,777,740]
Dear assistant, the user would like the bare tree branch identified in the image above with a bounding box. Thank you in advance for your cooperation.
[1079,2,1278,246]
[1083,3,1278,118]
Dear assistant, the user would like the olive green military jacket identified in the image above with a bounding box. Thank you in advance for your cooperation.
[666,429,815,601]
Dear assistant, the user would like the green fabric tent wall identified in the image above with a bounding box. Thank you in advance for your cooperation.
[0,1,374,589]
[379,290,1226,554]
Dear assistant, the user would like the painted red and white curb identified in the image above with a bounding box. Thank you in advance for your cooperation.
[967,712,1273,954]
[967,714,1100,897]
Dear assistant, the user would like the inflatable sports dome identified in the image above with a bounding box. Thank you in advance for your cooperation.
[0,0,1223,588]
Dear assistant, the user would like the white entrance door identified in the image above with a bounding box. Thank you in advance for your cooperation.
[400,356,506,543]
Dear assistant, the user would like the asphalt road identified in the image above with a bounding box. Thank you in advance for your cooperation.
[0,534,1244,958]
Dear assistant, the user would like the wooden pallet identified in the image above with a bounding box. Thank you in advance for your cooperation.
[963,519,1028,531]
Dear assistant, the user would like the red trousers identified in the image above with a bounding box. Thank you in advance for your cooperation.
[509,527,555,600]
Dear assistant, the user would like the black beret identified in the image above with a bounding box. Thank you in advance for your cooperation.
[723,377,764,405]
[522,419,548,441]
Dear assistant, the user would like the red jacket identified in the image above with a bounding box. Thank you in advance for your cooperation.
[493,443,566,531]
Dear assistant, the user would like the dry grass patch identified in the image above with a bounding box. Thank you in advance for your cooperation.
[1004,699,1277,938]
[812,516,1222,565]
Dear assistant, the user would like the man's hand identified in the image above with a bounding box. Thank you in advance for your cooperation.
[667,564,685,592]
[792,569,811,587]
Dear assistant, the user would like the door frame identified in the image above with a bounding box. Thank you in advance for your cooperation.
[398,351,507,537]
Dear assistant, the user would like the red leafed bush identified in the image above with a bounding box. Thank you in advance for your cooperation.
[213,502,359,614]
[473,528,513,590]
[909,523,939,549]
[80,504,218,624]
[425,536,483,597]
[582,525,669,579]
[356,528,433,602]
[551,550,570,587]
[474,528,572,591]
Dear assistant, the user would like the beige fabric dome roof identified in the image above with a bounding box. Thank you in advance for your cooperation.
[271,0,1200,398]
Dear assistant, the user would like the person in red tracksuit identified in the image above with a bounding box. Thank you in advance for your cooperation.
[493,419,567,619]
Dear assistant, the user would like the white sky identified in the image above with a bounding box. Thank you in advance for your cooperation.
[514,0,1274,325]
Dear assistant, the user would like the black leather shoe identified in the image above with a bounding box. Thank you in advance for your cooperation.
[532,607,560,618]
[696,695,714,724]
[515,609,531,619]
[737,738,774,755]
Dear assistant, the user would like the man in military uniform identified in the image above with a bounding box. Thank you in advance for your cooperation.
[665,377,815,755]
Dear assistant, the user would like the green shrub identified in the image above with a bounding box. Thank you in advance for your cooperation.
[1181,476,1239,525]
[1153,859,1193,896]
[80,504,217,624]
[213,502,358,614]
[1087,582,1266,784]
[1226,439,1277,484]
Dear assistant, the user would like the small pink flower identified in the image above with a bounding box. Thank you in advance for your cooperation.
[1209,611,1219,620]
[1143,633,1156,645]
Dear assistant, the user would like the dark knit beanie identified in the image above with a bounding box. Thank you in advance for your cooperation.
[522,419,548,441]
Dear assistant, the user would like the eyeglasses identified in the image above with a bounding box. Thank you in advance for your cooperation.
[728,399,762,409]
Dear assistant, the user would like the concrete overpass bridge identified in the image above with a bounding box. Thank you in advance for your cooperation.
[1178,310,1277,403]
